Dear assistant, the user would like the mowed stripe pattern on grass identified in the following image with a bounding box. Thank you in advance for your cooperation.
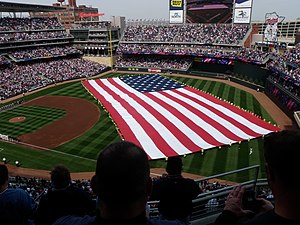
[51,82,121,160]
[0,73,276,182]
[0,106,65,137]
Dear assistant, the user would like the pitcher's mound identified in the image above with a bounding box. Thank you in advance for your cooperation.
[9,116,26,123]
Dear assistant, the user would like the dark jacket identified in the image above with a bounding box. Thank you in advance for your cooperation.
[34,185,95,225]
[151,175,201,220]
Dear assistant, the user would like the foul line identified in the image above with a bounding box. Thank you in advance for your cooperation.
[18,142,96,162]
[4,141,163,176]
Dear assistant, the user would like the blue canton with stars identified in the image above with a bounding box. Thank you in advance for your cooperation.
[120,74,185,93]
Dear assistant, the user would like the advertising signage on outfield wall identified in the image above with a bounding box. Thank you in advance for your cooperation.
[170,0,184,10]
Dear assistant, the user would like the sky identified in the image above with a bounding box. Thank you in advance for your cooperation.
[2,0,300,21]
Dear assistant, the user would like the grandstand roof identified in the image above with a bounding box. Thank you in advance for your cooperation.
[0,1,65,12]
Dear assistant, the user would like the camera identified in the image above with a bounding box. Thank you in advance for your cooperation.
[242,190,261,213]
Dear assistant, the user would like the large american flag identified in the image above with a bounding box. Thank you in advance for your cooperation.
[83,74,280,160]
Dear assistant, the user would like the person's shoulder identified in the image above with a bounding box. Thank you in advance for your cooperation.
[7,187,29,196]
[52,215,96,225]
[148,218,185,225]
[67,185,88,195]
[180,177,198,186]
[182,177,197,183]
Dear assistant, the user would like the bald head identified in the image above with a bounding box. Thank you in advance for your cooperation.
[96,141,150,207]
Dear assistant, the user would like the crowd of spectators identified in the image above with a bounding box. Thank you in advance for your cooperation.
[282,43,300,65]
[0,58,107,100]
[0,30,72,44]
[118,44,269,64]
[267,62,299,96]
[0,17,63,32]
[119,25,299,97]
[72,21,112,29]
[122,24,249,45]
[116,55,193,71]
[5,173,229,208]
[8,175,95,202]
[266,44,300,96]
[9,46,82,61]
[0,55,9,66]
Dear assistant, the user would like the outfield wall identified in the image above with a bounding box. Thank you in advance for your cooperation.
[116,64,265,92]
[233,61,268,86]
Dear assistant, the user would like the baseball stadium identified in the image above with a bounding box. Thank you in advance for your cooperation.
[0,0,300,224]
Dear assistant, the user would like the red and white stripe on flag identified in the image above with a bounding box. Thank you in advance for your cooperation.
[83,77,280,160]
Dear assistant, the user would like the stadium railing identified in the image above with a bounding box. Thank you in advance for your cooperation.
[294,111,300,128]
[148,165,260,225]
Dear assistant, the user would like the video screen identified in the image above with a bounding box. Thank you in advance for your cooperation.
[186,0,234,23]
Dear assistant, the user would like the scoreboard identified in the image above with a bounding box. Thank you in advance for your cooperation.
[170,0,253,24]
[186,0,234,23]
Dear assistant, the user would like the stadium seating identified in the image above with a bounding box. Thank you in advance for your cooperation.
[0,17,63,31]
[0,17,108,101]
[72,21,112,29]
[117,24,299,99]
[118,43,269,64]
[116,55,193,71]
[2,164,273,225]
[8,46,82,61]
[0,31,72,44]
[0,58,107,100]
[122,24,250,45]
[0,55,9,66]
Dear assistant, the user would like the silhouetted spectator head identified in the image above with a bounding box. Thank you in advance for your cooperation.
[96,141,150,212]
[264,130,300,190]
[0,164,9,186]
[50,165,71,190]
[166,157,183,175]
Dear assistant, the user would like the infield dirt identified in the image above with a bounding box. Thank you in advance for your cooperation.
[18,96,100,149]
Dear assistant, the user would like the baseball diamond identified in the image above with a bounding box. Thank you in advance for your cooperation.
[0,71,294,182]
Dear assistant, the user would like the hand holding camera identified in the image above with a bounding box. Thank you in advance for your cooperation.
[224,186,274,218]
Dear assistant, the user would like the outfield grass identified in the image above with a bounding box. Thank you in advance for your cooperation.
[0,73,276,181]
